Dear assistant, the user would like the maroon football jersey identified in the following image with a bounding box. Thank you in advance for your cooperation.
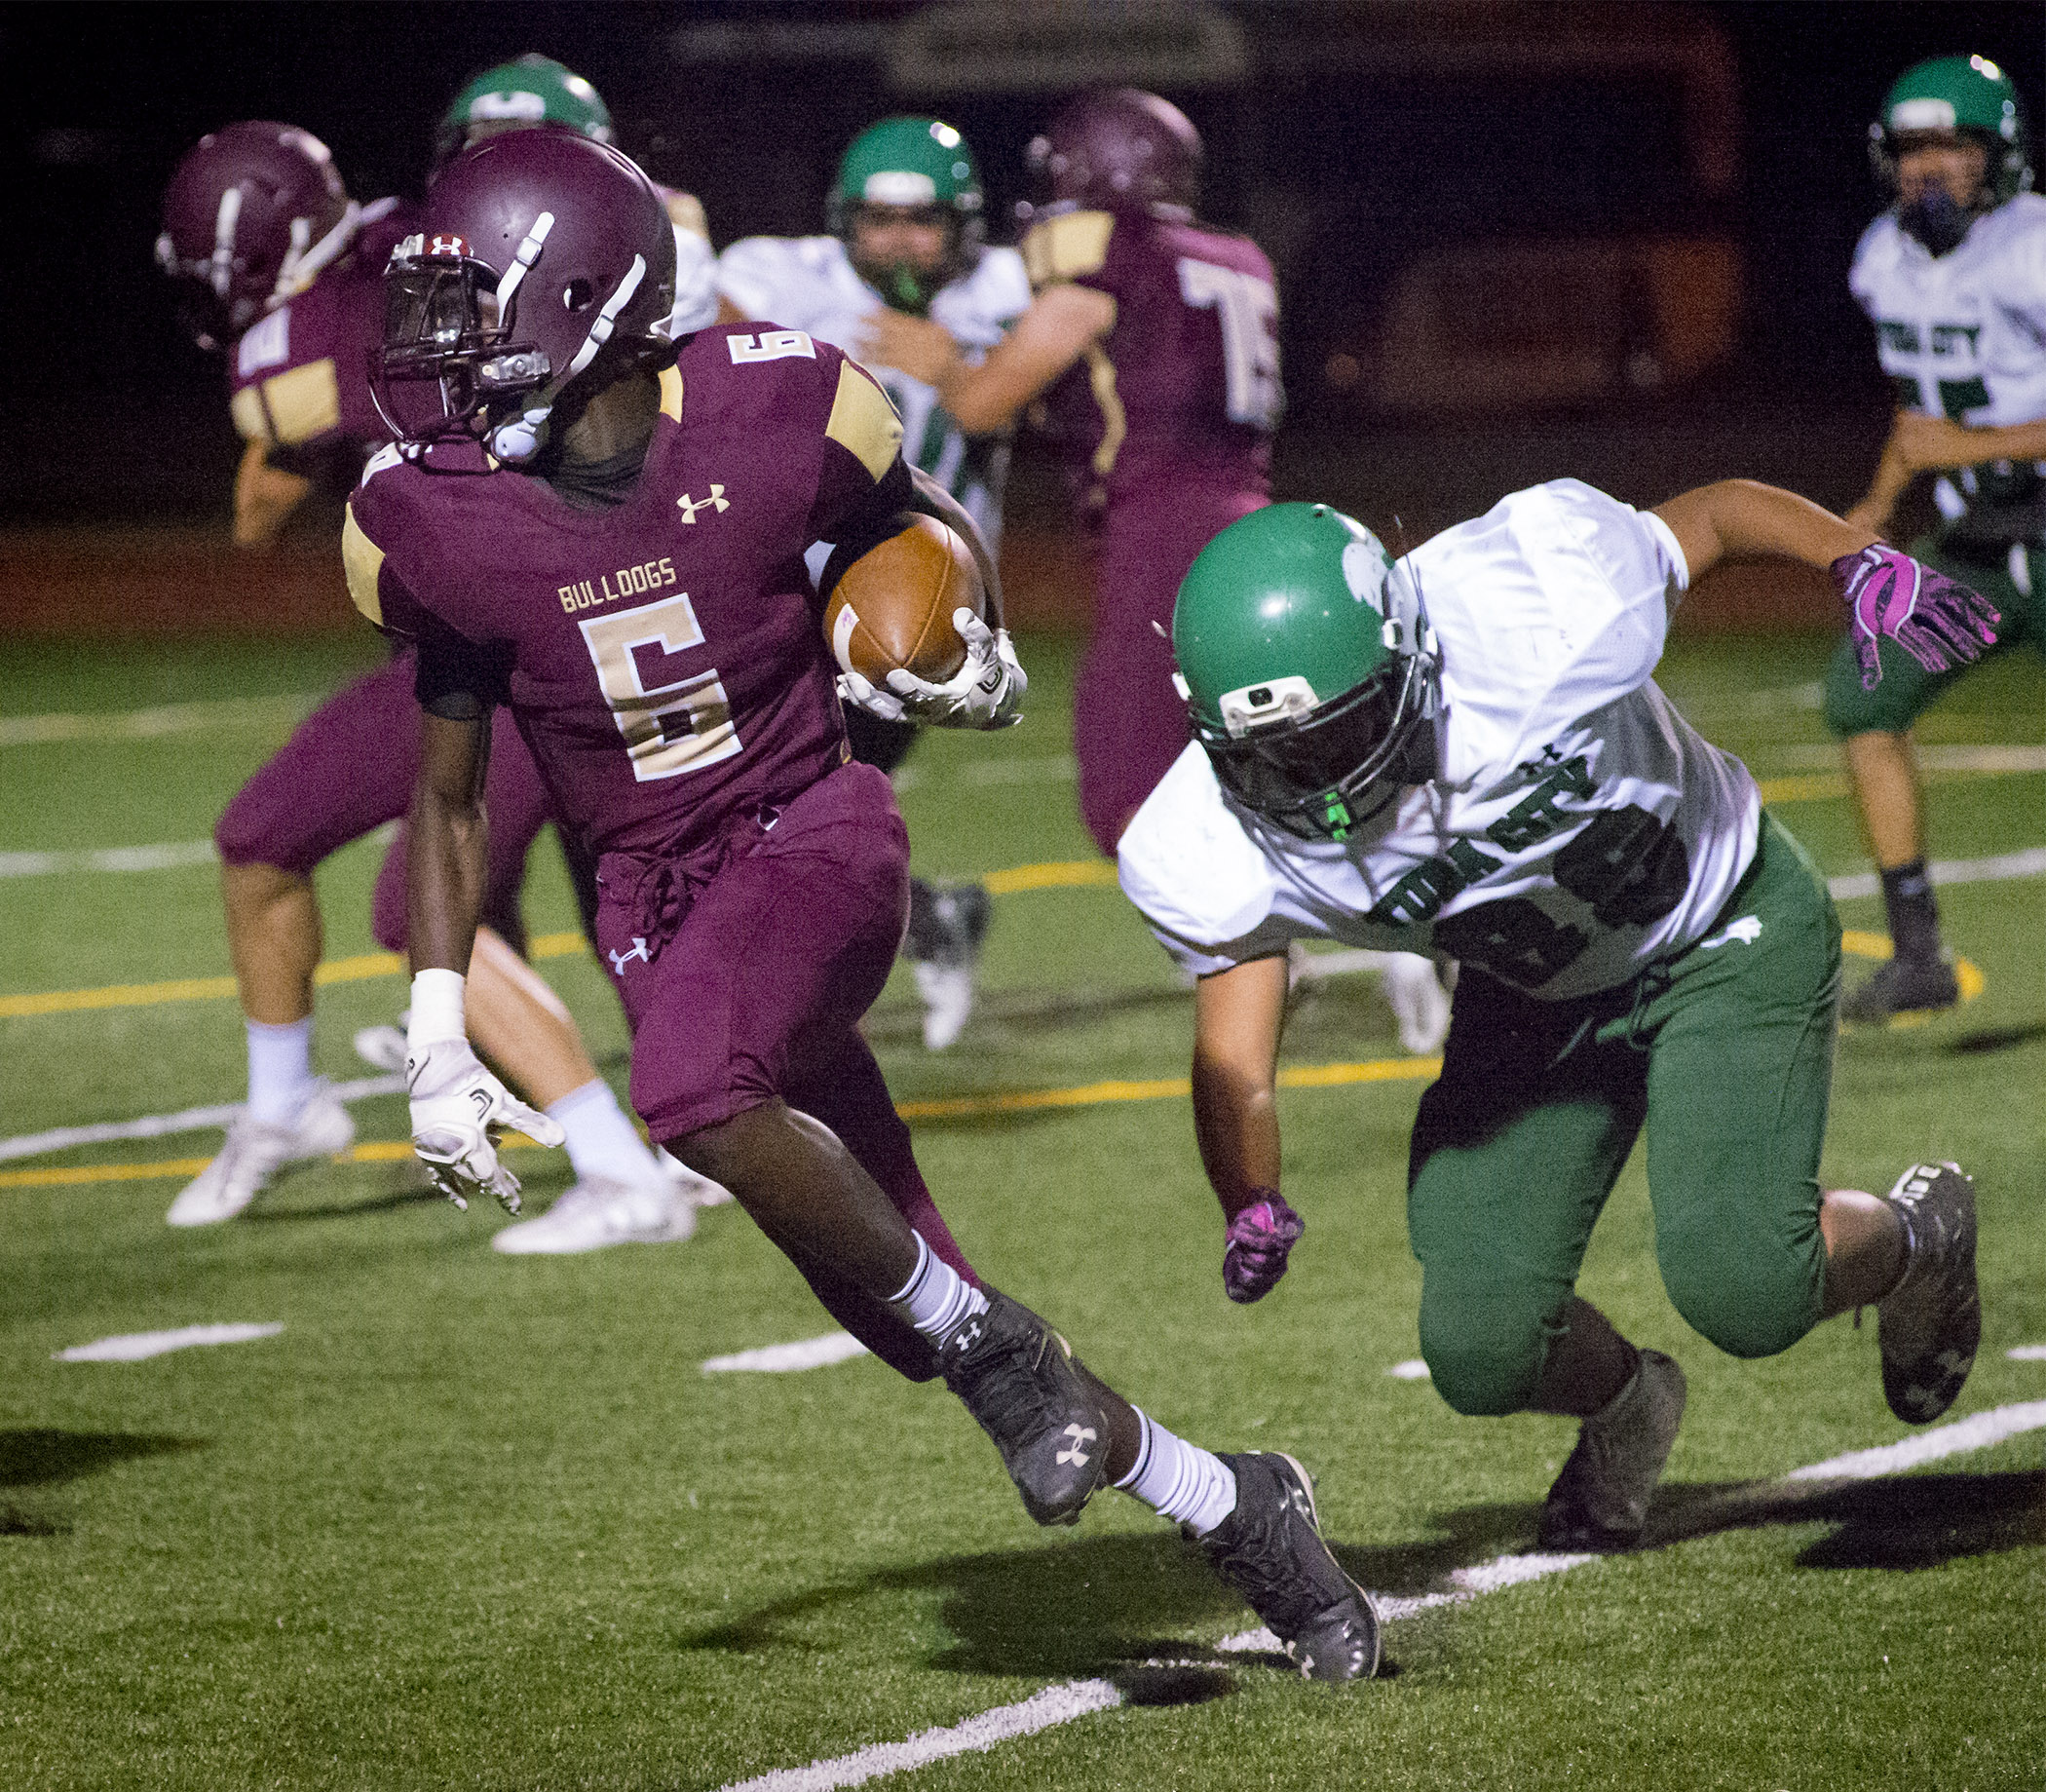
[1021,208,1277,521]
[227,198,418,457]
[343,325,911,858]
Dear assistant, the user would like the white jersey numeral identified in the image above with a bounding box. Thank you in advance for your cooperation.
[1176,258,1280,429]
[727,328,816,363]
[577,592,742,782]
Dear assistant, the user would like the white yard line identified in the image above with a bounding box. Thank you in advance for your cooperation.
[1385,1359,1432,1380]
[1826,845,2046,903]
[715,1399,2046,1792]
[0,1074,403,1163]
[703,1333,871,1374]
[2007,1346,2046,1361]
[0,693,317,748]
[53,1321,284,1362]
[0,841,219,878]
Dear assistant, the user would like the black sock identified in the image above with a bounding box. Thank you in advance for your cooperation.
[1880,858,1941,963]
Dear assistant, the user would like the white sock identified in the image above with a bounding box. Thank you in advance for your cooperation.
[887,1233,988,1343]
[1115,1407,1238,1537]
[549,1080,661,1190]
[246,1017,316,1125]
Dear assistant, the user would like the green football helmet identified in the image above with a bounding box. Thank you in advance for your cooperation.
[1174,503,1440,842]
[436,55,614,172]
[828,117,986,313]
[1870,54,2033,208]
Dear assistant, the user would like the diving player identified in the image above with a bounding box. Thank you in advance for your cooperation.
[1118,484,1994,1550]
[717,117,1031,1049]
[349,128,1382,1682]
[1830,54,2046,1022]
[154,121,690,1239]
[861,89,1451,1054]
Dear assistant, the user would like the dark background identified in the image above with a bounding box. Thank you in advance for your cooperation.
[1,0,2039,528]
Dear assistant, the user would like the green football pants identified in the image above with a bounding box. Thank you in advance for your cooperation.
[1407,813,1840,1417]
[1823,531,2045,738]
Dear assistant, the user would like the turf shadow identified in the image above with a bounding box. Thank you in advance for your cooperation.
[1947,1022,2046,1055]
[0,1428,205,1490]
[681,1529,1278,1682]
[1416,1468,2045,1575]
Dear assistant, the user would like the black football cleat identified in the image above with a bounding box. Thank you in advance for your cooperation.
[1538,1350,1686,1552]
[939,1291,1110,1526]
[1194,1451,1381,1683]
[1840,954,1958,1025]
[1877,1163,1980,1425]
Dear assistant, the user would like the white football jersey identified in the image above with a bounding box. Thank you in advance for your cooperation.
[1850,195,2046,517]
[1118,480,1762,1001]
[716,234,1031,546]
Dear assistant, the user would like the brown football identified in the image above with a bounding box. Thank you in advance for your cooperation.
[821,512,984,687]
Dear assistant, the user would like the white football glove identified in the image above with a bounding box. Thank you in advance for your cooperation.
[839,609,1026,730]
[404,1039,565,1213]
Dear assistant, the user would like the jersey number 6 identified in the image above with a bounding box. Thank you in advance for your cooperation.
[578,592,743,782]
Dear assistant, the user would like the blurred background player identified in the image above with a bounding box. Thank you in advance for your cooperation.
[154,119,699,1246]
[1829,54,2046,1023]
[717,117,1030,1049]
[863,88,1450,1053]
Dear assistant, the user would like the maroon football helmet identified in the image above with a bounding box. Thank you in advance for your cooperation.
[1025,89,1202,218]
[373,128,677,463]
[157,122,360,351]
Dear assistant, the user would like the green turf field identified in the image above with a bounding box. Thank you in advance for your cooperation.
[1,628,2041,1791]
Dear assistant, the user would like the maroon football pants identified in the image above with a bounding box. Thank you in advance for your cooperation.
[592,762,977,1381]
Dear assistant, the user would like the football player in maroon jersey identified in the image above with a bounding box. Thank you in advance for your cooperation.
[347,128,1380,1682]
[860,90,1277,856]
[155,122,691,1239]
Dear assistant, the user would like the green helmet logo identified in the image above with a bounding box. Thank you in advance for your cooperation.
[436,55,614,171]
[1870,54,2033,209]
[829,117,986,313]
[1174,503,1439,842]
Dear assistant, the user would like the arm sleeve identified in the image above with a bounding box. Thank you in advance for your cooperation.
[806,353,913,544]
[1538,480,1685,715]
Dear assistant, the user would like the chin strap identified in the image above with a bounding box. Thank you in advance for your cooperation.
[272,198,363,307]
[488,252,649,464]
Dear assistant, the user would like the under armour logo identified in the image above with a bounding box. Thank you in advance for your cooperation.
[1700,916,1762,949]
[1054,1424,1097,1467]
[608,936,651,974]
[676,483,729,523]
[427,233,471,260]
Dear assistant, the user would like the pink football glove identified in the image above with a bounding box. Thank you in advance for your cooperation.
[1223,1191,1305,1305]
[1832,544,2000,692]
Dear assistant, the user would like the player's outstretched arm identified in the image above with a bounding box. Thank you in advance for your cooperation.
[231,439,315,550]
[1653,479,2000,691]
[1193,956,1304,1303]
[858,284,1115,434]
[403,707,563,1211]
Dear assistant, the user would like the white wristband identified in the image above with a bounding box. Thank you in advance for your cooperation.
[407,969,468,1050]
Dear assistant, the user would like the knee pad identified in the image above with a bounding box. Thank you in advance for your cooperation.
[1419,1288,1554,1417]
[1659,1231,1821,1361]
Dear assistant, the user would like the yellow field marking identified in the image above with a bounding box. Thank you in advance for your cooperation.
[982,859,1118,896]
[1757,773,1851,804]
[2,1054,1441,1188]
[1,842,2007,1020]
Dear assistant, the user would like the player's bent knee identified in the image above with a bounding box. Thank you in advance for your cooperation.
[1661,1242,1821,1360]
[1420,1294,1551,1416]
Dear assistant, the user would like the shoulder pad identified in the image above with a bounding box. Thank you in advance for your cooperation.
[1023,210,1115,287]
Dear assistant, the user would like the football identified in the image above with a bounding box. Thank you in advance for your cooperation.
[821,512,984,687]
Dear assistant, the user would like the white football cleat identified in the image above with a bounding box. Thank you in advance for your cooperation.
[167,1082,355,1227]
[490,1176,698,1255]
[1380,951,1452,1055]
[914,961,975,1051]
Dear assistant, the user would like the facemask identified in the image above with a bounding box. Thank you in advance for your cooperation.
[1899,184,1975,256]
